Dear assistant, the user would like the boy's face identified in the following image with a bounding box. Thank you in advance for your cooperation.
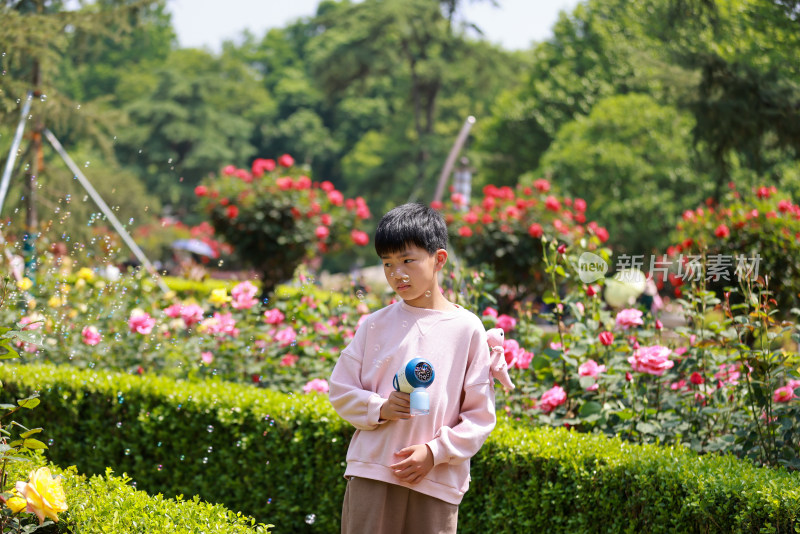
[380,244,447,307]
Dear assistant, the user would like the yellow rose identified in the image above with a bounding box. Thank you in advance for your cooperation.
[76,267,95,281]
[16,277,33,291]
[17,467,68,524]
[5,489,27,514]
[209,288,231,305]
[27,299,36,310]
[47,296,63,308]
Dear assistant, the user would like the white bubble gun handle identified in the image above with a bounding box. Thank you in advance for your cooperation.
[393,358,435,415]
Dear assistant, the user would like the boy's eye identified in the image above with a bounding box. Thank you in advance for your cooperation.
[404,259,413,263]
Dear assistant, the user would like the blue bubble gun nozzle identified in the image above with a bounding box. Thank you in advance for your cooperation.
[393,358,435,415]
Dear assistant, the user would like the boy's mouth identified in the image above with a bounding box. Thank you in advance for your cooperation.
[396,283,410,291]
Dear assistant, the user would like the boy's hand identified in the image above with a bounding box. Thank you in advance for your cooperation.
[380,391,411,421]
[390,444,434,484]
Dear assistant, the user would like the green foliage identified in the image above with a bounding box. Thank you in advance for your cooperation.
[4,459,271,533]
[2,364,799,533]
[538,93,708,254]
[113,48,276,208]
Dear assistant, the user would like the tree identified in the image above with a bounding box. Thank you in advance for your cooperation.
[641,0,800,196]
[112,48,275,210]
[537,93,707,254]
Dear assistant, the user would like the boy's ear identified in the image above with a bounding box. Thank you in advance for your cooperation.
[434,249,448,271]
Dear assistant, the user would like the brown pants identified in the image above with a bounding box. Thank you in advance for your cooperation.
[341,476,459,534]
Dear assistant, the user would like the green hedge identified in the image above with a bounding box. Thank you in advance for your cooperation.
[6,458,271,533]
[3,364,799,533]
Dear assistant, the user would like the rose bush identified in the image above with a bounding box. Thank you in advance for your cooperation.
[438,179,611,305]
[195,155,371,295]
[665,183,800,313]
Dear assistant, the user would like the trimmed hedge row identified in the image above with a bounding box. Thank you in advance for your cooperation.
[6,458,271,533]
[4,364,800,533]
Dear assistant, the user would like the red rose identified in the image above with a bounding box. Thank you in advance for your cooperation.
[194,185,208,197]
[598,331,614,346]
[351,229,369,246]
[251,158,276,176]
[458,226,473,237]
[528,223,543,239]
[557,243,566,254]
[226,205,239,219]
[430,200,444,210]
[315,226,330,239]
[545,196,561,212]
[714,224,730,238]
[327,190,344,206]
[533,178,551,192]
[278,154,295,167]
[690,372,704,385]
[595,226,609,243]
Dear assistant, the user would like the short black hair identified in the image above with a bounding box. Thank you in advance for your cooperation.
[374,203,448,257]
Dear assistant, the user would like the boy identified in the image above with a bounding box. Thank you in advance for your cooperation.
[329,203,496,534]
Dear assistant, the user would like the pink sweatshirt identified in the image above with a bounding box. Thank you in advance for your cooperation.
[329,300,496,505]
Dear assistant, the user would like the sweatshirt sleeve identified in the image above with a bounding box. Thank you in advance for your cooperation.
[329,330,388,431]
[426,326,497,466]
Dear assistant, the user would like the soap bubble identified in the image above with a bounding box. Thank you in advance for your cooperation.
[207,425,214,433]
[356,290,365,300]
[305,514,316,525]
[401,275,410,283]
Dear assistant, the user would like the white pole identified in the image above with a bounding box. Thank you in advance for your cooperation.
[43,129,171,294]
[432,115,475,204]
[0,92,33,215]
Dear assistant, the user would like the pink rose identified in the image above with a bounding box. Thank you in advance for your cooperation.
[180,304,205,327]
[482,307,499,318]
[714,363,740,386]
[539,385,567,413]
[628,345,674,376]
[164,303,183,318]
[81,326,101,346]
[495,314,516,332]
[315,226,330,240]
[201,351,214,364]
[303,378,329,394]
[773,385,795,403]
[615,308,644,330]
[231,281,259,310]
[202,312,239,337]
[264,308,285,325]
[502,339,524,367]
[274,326,297,347]
[128,312,155,335]
[280,354,299,367]
[515,350,533,370]
[578,359,607,378]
